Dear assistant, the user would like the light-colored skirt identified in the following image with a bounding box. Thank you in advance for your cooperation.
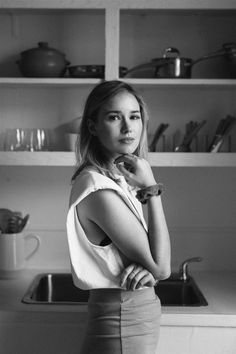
[80,287,161,354]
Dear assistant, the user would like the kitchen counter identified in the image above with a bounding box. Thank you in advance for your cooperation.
[0,269,236,328]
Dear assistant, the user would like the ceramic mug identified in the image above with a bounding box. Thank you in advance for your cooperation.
[0,232,40,278]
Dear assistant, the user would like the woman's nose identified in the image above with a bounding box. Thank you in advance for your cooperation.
[121,119,132,133]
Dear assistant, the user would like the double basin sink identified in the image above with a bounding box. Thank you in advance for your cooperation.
[22,272,208,307]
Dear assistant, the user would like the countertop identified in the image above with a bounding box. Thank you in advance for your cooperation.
[0,269,235,328]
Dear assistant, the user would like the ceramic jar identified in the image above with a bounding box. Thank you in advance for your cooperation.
[17,42,70,77]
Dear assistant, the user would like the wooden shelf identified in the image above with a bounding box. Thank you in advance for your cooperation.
[0,78,102,87]
[0,0,236,10]
[148,152,236,167]
[121,79,236,88]
[1,78,236,88]
[0,151,235,167]
[0,152,75,166]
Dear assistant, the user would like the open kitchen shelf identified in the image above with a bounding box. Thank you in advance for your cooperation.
[0,151,236,167]
[0,1,236,168]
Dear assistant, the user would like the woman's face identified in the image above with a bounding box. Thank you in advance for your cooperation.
[90,91,143,160]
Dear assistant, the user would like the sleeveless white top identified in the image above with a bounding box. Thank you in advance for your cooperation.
[66,168,147,290]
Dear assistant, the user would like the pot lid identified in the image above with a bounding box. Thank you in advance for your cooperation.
[152,47,192,62]
[20,42,66,56]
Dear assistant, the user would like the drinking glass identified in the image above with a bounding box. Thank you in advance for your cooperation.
[4,128,50,151]
[23,129,49,151]
[4,129,25,151]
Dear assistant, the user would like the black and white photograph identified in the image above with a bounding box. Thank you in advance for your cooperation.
[0,1,236,353]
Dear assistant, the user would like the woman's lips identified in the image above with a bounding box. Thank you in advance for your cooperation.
[119,137,135,144]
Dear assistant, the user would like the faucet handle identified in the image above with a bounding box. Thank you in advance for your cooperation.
[179,257,203,281]
[182,257,203,265]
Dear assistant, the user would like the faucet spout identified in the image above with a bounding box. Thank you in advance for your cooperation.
[179,257,203,282]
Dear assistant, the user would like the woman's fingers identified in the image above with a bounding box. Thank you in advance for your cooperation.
[120,263,138,287]
[116,164,134,184]
[130,270,157,290]
[129,270,150,290]
[126,265,143,290]
[120,263,157,290]
[114,154,156,189]
[115,155,136,181]
[136,273,158,288]
[114,154,136,165]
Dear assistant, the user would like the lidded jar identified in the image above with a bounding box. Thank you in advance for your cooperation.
[17,42,70,78]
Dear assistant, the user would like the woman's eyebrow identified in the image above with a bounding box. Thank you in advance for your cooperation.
[105,110,141,114]
[104,110,121,114]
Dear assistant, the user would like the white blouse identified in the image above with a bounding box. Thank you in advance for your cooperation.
[66,168,147,290]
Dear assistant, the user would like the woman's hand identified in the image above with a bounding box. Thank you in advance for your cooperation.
[120,263,157,290]
[114,154,156,188]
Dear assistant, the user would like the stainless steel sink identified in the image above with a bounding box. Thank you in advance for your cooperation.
[22,273,208,307]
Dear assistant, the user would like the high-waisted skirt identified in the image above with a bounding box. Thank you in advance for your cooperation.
[80,287,161,354]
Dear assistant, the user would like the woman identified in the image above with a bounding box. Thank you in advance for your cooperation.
[66,80,171,354]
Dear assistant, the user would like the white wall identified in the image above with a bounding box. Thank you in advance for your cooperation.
[0,166,235,272]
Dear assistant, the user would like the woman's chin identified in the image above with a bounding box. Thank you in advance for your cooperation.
[107,146,138,161]
[118,146,136,155]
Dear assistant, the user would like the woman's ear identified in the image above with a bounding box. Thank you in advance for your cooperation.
[87,119,97,136]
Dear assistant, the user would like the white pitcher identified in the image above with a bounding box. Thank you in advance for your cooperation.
[0,232,40,278]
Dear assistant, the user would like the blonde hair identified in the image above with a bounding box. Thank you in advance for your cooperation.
[72,80,149,181]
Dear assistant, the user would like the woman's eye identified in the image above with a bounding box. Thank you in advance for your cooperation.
[108,115,120,121]
[130,115,141,120]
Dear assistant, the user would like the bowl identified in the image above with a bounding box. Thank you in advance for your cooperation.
[68,65,127,78]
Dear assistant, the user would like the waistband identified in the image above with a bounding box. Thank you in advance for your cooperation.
[89,286,156,303]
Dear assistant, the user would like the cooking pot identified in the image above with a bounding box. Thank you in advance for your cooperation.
[16,42,70,78]
[153,47,193,78]
[124,47,193,78]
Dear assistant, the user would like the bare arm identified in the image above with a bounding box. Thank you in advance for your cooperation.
[77,156,171,281]
[115,154,171,280]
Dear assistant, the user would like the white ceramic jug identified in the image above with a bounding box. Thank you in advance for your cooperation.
[0,232,40,278]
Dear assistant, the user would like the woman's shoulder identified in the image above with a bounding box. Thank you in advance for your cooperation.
[69,167,121,206]
[73,167,116,188]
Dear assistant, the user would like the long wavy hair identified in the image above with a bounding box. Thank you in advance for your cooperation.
[72,80,149,181]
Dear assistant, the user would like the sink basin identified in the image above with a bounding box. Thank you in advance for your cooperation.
[155,276,208,306]
[22,273,207,307]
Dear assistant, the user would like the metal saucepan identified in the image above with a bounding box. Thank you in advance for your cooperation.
[124,47,193,78]
[124,43,236,79]
[153,47,192,78]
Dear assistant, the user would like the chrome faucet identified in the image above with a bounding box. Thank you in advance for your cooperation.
[179,257,203,282]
